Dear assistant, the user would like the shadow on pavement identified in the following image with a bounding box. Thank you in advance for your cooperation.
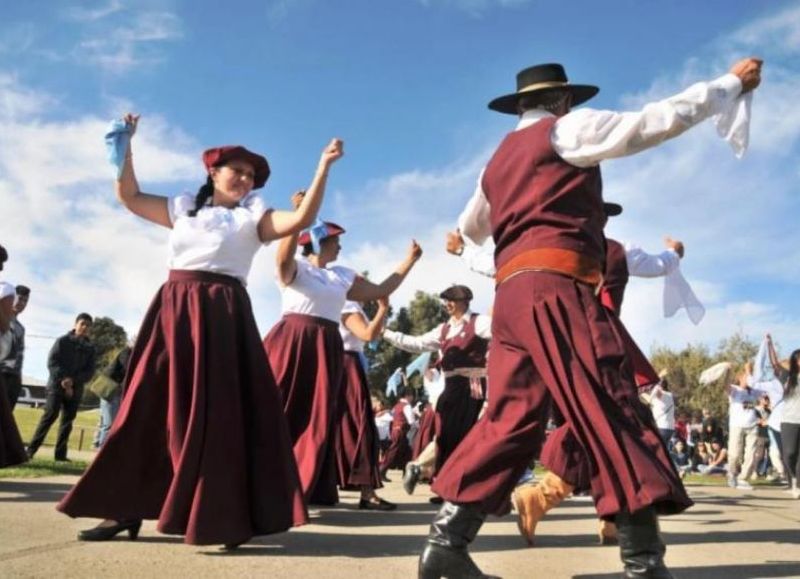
[572,561,800,579]
[0,480,72,503]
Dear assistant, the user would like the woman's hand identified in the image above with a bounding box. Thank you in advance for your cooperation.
[407,240,423,263]
[291,190,306,210]
[319,138,344,169]
[123,112,140,137]
[377,296,389,311]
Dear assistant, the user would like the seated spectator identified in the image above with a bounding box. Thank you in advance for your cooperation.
[697,438,728,475]
[670,439,693,478]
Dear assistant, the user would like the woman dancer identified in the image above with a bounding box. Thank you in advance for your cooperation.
[264,207,421,506]
[335,297,396,510]
[58,113,342,547]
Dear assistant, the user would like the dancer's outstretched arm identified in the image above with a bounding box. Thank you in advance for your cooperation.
[343,298,389,342]
[347,241,422,302]
[115,114,171,228]
[258,139,343,242]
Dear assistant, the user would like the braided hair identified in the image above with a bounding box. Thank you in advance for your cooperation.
[187,176,214,217]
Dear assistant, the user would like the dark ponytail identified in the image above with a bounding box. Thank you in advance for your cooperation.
[188,176,214,217]
[788,349,800,395]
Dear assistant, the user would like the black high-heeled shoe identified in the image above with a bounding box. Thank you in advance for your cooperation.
[78,520,142,542]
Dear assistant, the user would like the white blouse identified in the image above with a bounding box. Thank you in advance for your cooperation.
[279,258,357,323]
[167,193,270,284]
[339,300,366,353]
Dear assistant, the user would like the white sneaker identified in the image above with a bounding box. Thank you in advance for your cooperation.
[727,476,737,488]
[792,487,800,499]
[737,480,754,491]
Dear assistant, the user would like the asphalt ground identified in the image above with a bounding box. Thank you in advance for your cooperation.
[0,472,798,578]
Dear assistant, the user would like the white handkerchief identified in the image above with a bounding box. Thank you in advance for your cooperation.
[714,92,752,159]
[663,267,705,325]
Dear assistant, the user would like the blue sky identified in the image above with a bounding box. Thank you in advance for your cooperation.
[2,0,800,381]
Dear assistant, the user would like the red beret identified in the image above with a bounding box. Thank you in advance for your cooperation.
[298,222,346,246]
[202,145,270,189]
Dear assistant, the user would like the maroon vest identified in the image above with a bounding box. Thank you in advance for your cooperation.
[438,314,489,371]
[601,238,630,313]
[482,117,606,269]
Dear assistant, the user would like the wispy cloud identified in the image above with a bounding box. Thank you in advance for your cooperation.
[63,0,125,22]
[416,0,533,17]
[71,9,183,73]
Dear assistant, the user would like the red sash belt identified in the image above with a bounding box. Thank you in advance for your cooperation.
[495,248,603,288]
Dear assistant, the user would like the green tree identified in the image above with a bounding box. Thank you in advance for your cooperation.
[650,330,759,422]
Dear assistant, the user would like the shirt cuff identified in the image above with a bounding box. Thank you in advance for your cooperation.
[715,73,743,98]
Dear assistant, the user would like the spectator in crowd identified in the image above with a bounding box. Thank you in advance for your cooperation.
[686,411,703,453]
[670,439,693,479]
[0,281,27,467]
[648,377,676,447]
[767,334,800,499]
[27,313,96,461]
[674,411,689,445]
[725,365,764,490]
[753,395,772,478]
[697,438,728,475]
[373,396,393,458]
[92,344,131,449]
[1,285,30,409]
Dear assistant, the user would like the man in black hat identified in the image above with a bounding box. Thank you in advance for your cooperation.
[383,284,490,502]
[419,57,762,579]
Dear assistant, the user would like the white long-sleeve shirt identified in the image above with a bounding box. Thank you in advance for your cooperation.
[384,310,492,377]
[458,73,745,246]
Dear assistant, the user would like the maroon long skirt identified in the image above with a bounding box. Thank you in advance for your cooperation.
[264,314,344,504]
[0,374,26,468]
[434,376,483,475]
[335,352,381,490]
[57,270,307,545]
[431,271,692,518]
[412,405,436,460]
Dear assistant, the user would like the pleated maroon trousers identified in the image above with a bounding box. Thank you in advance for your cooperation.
[58,271,307,545]
[264,314,344,504]
[432,272,692,518]
[335,351,381,490]
[0,374,26,468]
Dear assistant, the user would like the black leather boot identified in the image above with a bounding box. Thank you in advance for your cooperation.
[615,507,672,579]
[418,501,497,579]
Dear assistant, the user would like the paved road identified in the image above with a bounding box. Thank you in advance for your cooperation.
[0,474,798,578]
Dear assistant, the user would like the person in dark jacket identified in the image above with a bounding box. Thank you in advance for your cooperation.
[27,313,96,461]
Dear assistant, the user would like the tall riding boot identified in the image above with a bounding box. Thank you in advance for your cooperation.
[512,471,574,546]
[418,501,496,579]
[615,507,673,579]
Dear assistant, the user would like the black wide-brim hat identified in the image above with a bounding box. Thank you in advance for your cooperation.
[440,285,473,302]
[488,63,599,115]
[202,145,271,189]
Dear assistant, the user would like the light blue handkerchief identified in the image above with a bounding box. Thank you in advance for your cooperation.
[104,119,132,178]
[303,219,329,254]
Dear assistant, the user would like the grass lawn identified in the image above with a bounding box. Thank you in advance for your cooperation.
[12,406,100,453]
[0,457,90,479]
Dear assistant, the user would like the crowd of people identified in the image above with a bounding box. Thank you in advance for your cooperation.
[0,53,788,579]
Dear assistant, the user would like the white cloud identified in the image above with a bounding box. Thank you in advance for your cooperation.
[417,0,533,17]
[72,11,183,73]
[63,0,125,22]
[1,76,200,379]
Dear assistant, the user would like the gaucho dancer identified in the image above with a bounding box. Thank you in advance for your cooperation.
[418,57,762,579]
[383,285,490,501]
